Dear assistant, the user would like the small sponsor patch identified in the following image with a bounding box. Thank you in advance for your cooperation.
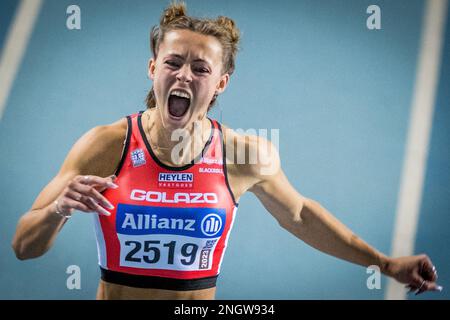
[199,240,217,269]
[158,172,193,189]
[199,167,223,174]
[131,149,146,167]
[200,157,223,165]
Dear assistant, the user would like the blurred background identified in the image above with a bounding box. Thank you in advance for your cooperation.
[0,0,448,299]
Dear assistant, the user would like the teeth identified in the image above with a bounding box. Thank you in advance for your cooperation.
[171,90,191,99]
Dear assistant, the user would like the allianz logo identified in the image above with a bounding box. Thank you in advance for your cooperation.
[121,213,195,231]
[130,189,218,203]
[201,214,222,236]
[121,213,223,236]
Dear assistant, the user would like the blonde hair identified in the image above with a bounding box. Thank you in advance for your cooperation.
[146,2,240,111]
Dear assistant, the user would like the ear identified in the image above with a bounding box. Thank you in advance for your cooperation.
[215,73,230,94]
[148,58,156,80]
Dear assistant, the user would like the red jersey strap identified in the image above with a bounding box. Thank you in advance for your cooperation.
[113,114,133,177]
[214,120,238,207]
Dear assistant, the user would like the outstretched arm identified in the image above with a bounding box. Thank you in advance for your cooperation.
[247,137,441,295]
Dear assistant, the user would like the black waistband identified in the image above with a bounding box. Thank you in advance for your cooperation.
[100,267,218,291]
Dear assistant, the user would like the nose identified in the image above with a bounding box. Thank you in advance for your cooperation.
[176,64,193,83]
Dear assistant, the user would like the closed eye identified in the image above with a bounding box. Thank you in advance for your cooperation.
[194,67,210,74]
[165,60,181,68]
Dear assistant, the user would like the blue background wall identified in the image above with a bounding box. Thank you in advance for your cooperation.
[0,0,448,299]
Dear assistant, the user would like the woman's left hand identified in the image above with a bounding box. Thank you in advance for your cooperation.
[386,254,443,295]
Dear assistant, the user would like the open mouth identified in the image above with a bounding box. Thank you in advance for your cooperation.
[168,90,191,118]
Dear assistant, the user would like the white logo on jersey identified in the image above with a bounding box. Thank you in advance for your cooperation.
[200,157,223,165]
[201,214,223,236]
[121,213,196,231]
[130,190,218,204]
[199,168,223,174]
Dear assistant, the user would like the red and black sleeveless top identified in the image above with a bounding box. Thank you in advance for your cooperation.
[93,112,238,290]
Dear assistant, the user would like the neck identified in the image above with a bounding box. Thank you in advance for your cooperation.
[143,108,211,166]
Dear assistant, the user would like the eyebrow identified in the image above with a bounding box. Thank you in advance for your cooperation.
[166,54,211,65]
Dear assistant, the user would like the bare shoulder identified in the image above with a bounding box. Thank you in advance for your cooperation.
[59,117,128,178]
[220,123,281,197]
[29,117,128,211]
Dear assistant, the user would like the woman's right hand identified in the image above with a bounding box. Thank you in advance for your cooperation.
[54,174,118,217]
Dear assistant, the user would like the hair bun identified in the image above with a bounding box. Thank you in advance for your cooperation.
[216,16,240,45]
[161,2,187,26]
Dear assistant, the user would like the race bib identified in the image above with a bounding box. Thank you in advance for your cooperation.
[116,204,226,271]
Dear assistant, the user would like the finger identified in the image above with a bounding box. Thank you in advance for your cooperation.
[415,280,428,295]
[83,174,118,193]
[78,195,100,212]
[65,190,83,203]
[407,268,429,295]
[410,270,425,288]
[417,281,443,295]
[434,285,444,292]
[95,175,118,192]
[62,198,91,213]
[64,191,98,212]
[87,197,111,216]
[77,175,118,189]
[414,279,444,295]
[419,256,437,282]
[63,187,97,212]
[424,268,438,282]
[432,265,438,277]
[72,183,115,210]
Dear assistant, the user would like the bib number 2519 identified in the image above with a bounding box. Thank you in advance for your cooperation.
[124,240,198,266]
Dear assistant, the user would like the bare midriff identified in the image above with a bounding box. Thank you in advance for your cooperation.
[96,279,216,300]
